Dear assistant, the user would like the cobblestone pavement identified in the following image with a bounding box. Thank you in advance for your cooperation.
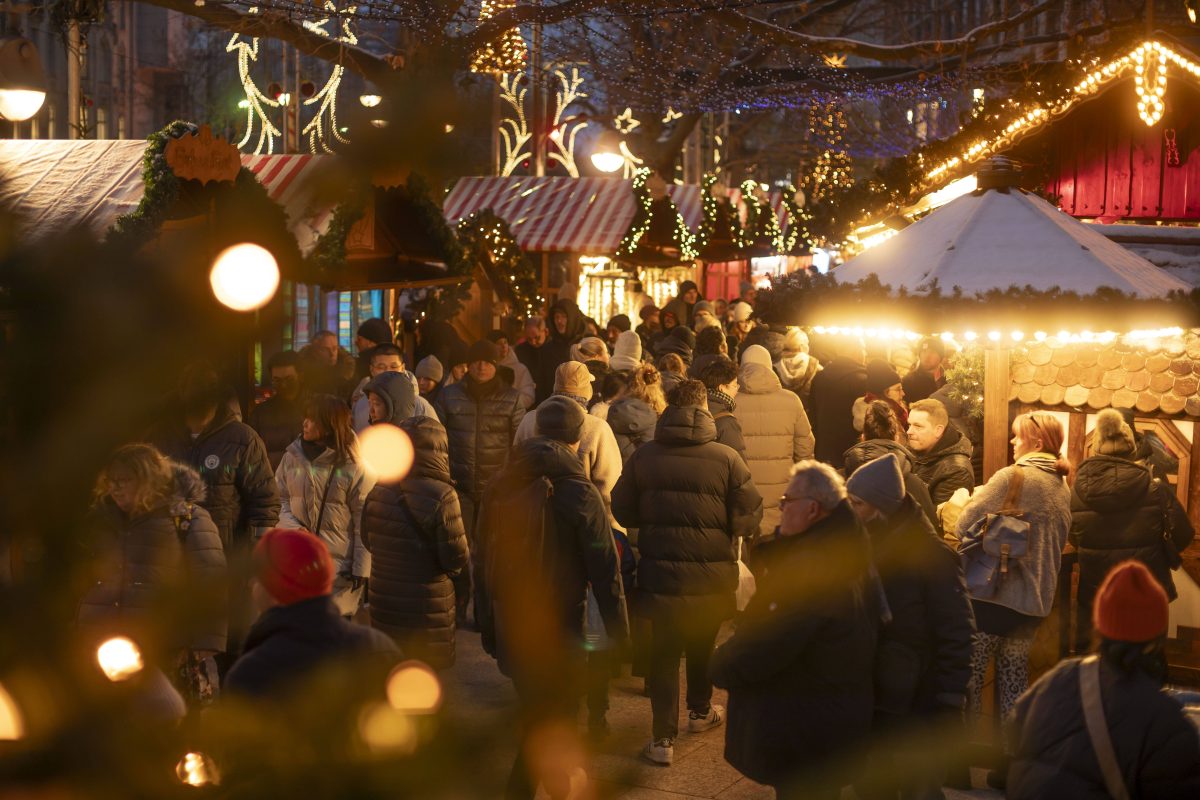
[444,629,1002,800]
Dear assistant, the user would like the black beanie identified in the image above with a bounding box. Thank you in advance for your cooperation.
[669,325,696,350]
[866,359,901,396]
[357,318,393,347]
[536,395,585,444]
[467,339,500,365]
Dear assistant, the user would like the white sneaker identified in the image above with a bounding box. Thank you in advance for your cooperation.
[641,738,674,766]
[687,704,724,732]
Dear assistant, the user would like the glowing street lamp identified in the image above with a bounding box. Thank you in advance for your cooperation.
[359,94,382,108]
[0,36,47,121]
[590,129,624,174]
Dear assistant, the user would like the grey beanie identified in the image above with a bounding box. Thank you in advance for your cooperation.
[415,355,444,383]
[536,395,586,444]
[846,453,906,516]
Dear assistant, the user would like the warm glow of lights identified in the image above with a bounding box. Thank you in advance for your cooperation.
[591,149,624,173]
[0,89,45,121]
[386,662,443,714]
[470,0,528,73]
[359,703,418,753]
[359,94,381,108]
[922,175,978,211]
[964,331,978,341]
[370,119,388,128]
[97,637,144,682]
[359,424,415,482]
[1010,330,1025,342]
[0,683,23,740]
[176,752,220,786]
[444,123,454,134]
[209,244,280,312]
[1034,331,1047,341]
[987,331,1002,342]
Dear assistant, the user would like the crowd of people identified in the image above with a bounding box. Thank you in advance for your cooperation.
[76,279,1200,798]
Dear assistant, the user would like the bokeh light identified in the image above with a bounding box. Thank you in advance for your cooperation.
[0,683,23,740]
[359,703,417,754]
[96,636,144,682]
[209,243,280,312]
[358,424,415,482]
[386,661,442,714]
[176,752,220,786]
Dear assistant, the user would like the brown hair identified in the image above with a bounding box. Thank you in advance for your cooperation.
[304,394,356,464]
[862,400,902,443]
[657,353,685,376]
[94,443,175,515]
[667,379,708,408]
[1014,411,1073,478]
[909,398,949,429]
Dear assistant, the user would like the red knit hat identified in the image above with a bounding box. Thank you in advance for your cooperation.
[1094,560,1169,643]
[253,529,334,606]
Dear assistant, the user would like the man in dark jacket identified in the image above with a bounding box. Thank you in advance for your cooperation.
[354,317,393,382]
[907,398,975,515]
[1070,409,1194,651]
[662,280,699,329]
[808,337,869,465]
[711,461,877,798]
[1008,561,1200,799]
[249,350,307,471]
[475,396,629,799]
[515,316,566,407]
[695,355,747,459]
[846,454,975,799]
[225,528,398,696]
[901,337,947,403]
[612,380,762,767]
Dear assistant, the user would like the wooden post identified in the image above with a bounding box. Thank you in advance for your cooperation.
[1067,412,1087,477]
[983,345,1011,481]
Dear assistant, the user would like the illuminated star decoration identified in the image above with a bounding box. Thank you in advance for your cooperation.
[823,53,848,69]
[662,107,682,124]
[614,107,641,134]
[301,2,355,153]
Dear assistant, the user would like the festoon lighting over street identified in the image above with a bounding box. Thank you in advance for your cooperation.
[209,243,281,312]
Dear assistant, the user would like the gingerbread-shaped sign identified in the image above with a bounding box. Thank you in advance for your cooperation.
[164,125,241,185]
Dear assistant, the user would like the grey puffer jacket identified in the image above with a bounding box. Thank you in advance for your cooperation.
[612,405,763,618]
[362,417,469,670]
[275,438,374,577]
[607,397,658,464]
[954,453,1071,618]
[433,375,525,500]
[912,425,975,511]
[734,361,815,537]
[79,462,228,652]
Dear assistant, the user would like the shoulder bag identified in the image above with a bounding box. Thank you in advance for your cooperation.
[958,467,1030,599]
[1079,655,1131,800]
[1152,478,1184,571]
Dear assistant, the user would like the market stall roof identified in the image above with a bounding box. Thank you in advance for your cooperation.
[0,139,330,250]
[834,163,1191,298]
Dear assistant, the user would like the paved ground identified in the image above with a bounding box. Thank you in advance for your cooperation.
[444,628,1003,799]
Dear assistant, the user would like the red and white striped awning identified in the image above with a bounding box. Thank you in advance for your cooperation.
[667,183,703,231]
[241,153,332,255]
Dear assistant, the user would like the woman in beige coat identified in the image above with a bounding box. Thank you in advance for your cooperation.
[733,344,815,537]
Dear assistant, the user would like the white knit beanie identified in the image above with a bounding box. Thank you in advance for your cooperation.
[610,330,643,372]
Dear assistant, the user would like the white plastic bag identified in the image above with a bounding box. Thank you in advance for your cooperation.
[736,539,756,612]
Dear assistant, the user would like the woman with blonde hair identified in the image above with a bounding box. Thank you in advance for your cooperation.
[80,443,227,699]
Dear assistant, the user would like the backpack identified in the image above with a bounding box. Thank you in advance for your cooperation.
[958,467,1030,599]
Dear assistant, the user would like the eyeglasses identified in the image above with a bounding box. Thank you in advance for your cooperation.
[779,494,815,509]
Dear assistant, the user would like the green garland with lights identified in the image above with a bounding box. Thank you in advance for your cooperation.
[457,209,541,318]
[696,172,740,252]
[779,183,814,255]
[941,345,986,422]
[105,120,198,251]
[616,168,697,262]
[736,179,785,253]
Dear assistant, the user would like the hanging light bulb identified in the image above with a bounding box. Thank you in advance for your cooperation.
[209,244,280,312]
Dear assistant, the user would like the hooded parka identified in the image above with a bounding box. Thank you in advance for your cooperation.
[607,396,658,464]
[362,417,469,669]
[80,462,228,653]
[611,405,763,619]
[734,356,815,537]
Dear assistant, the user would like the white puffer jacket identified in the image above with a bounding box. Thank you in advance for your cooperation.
[276,438,376,576]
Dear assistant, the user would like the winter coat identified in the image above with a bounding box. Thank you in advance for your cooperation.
[607,397,657,464]
[223,597,398,697]
[775,353,821,404]
[843,439,936,525]
[433,376,525,500]
[248,394,306,471]
[706,391,747,459]
[362,417,469,670]
[350,372,435,431]
[1008,657,1200,800]
[662,295,695,329]
[514,396,622,526]
[930,385,984,485]
[275,439,374,578]
[711,502,877,787]
[659,369,684,397]
[499,349,536,410]
[912,425,975,511]
[901,367,945,404]
[515,339,570,408]
[865,497,974,716]
[1071,454,1194,615]
[734,362,815,537]
[808,356,868,465]
[150,407,280,549]
[955,453,1072,619]
[611,405,763,619]
[475,438,629,677]
[79,462,227,653]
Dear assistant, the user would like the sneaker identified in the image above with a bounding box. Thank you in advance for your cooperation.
[687,704,724,733]
[641,738,674,766]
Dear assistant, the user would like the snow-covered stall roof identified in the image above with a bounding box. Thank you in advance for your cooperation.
[834,176,1192,298]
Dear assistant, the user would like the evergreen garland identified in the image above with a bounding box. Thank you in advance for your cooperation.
[106,120,198,251]
[735,179,785,253]
[457,210,541,317]
[941,345,985,422]
[616,169,697,262]
[779,183,814,255]
[695,173,740,252]
[305,188,369,287]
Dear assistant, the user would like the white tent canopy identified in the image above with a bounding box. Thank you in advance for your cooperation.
[835,180,1191,298]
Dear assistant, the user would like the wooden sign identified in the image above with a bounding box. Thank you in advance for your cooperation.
[164,124,241,185]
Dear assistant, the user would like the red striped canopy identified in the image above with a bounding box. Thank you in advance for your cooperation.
[241,154,331,255]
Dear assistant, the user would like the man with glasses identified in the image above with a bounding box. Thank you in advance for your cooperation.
[711,461,878,799]
[249,351,306,470]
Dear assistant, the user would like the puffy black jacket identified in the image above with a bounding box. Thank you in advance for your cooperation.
[864,497,974,716]
[930,385,984,485]
[607,397,657,464]
[611,405,763,618]
[808,356,869,464]
[433,375,525,500]
[224,596,399,697]
[79,462,228,652]
[1008,657,1200,799]
[1071,455,1195,639]
[150,407,280,548]
[844,439,936,525]
[711,502,877,788]
[362,417,469,670]
[912,425,975,511]
[248,394,306,471]
[475,438,629,678]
